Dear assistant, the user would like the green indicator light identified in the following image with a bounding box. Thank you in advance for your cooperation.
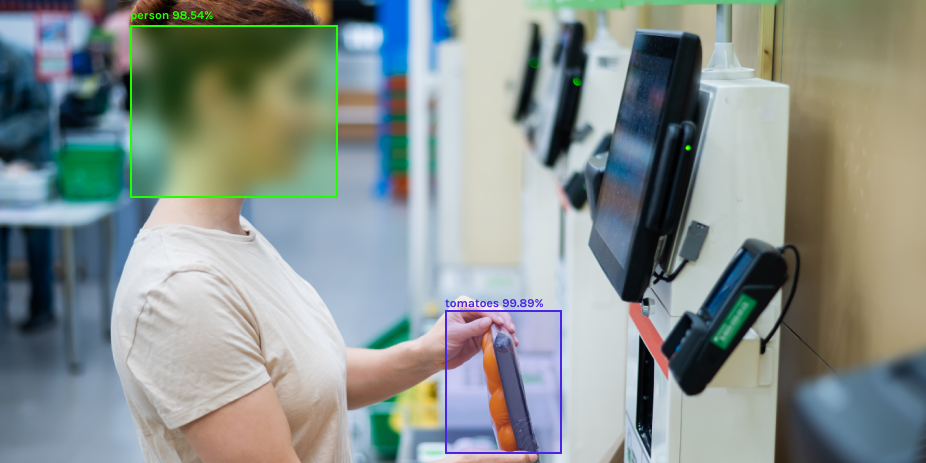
[528,58,539,69]
[685,145,692,151]
[573,77,582,86]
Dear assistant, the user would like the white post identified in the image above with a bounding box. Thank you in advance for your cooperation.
[408,0,432,337]
[703,3,754,80]
[716,4,733,44]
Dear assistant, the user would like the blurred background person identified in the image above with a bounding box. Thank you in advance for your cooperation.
[0,36,55,334]
[103,0,132,112]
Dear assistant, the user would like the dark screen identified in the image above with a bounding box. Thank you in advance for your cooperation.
[593,50,674,267]
[703,251,754,319]
[533,25,571,157]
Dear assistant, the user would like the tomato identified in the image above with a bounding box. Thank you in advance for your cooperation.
[482,332,502,390]
[483,330,518,451]
[489,390,510,425]
[497,423,518,452]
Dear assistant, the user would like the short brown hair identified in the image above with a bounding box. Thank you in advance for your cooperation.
[131,0,319,26]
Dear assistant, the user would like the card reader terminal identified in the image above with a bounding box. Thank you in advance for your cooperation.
[661,239,788,395]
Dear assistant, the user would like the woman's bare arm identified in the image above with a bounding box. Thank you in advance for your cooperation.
[346,340,436,409]
[180,382,301,463]
[346,308,517,410]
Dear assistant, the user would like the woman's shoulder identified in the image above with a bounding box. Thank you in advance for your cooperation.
[113,230,236,327]
[112,229,254,360]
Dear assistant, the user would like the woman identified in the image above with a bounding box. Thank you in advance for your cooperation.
[113,1,537,462]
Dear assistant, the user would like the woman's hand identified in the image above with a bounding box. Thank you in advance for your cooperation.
[419,296,518,371]
[440,453,538,463]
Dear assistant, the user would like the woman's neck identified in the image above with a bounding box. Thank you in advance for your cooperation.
[144,198,248,236]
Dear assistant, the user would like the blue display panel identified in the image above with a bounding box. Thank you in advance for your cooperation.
[702,251,754,319]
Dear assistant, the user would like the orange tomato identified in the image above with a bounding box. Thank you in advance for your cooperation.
[482,332,502,390]
[489,390,510,425]
[497,423,518,452]
[483,329,518,451]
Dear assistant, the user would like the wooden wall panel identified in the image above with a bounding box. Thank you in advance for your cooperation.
[649,5,716,68]
[774,0,926,460]
[608,5,762,72]
[606,8,640,47]
[774,327,835,462]
[779,0,926,369]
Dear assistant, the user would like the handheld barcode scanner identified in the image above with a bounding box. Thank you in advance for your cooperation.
[661,239,788,395]
[532,22,586,167]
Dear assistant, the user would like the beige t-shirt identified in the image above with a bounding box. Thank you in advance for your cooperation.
[111,217,352,463]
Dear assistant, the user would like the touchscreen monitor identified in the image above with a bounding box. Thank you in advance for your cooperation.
[513,23,542,122]
[532,22,585,167]
[589,30,702,302]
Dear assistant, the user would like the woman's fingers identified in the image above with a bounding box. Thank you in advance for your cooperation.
[455,316,492,339]
[496,312,516,333]
[446,338,480,369]
[459,310,516,334]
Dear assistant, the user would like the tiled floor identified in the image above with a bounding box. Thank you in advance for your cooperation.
[0,142,408,462]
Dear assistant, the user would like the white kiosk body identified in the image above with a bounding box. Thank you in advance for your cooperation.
[623,74,790,463]
[520,15,571,310]
[556,24,632,463]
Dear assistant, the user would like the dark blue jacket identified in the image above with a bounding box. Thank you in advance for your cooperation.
[0,39,51,163]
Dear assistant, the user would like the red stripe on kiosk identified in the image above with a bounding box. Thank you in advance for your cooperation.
[629,303,669,379]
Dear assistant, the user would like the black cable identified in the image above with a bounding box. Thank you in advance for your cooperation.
[652,259,689,285]
[760,244,800,355]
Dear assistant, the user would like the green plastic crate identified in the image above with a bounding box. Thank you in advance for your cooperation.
[56,144,123,201]
[365,317,410,458]
[369,402,400,459]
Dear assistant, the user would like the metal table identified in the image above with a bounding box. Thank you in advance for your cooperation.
[0,197,126,374]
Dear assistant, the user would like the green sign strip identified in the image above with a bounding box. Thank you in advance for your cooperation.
[710,293,758,350]
[623,0,777,5]
[526,0,625,9]
[527,0,778,8]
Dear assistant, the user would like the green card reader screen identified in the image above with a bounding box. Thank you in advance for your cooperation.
[711,294,758,350]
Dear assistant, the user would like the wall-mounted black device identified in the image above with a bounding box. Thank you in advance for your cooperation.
[791,349,926,463]
[588,30,702,303]
[564,134,612,211]
[513,23,542,122]
[660,239,788,395]
[533,22,586,167]
[584,134,612,219]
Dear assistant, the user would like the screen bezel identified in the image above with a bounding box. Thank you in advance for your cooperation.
[588,30,702,303]
[697,248,756,322]
[533,22,585,167]
[513,23,541,122]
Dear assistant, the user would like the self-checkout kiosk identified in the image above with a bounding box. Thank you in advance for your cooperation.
[556,12,633,463]
[514,11,637,461]
[587,6,792,463]
[517,13,586,326]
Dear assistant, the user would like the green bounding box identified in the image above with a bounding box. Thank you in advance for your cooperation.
[129,25,339,198]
